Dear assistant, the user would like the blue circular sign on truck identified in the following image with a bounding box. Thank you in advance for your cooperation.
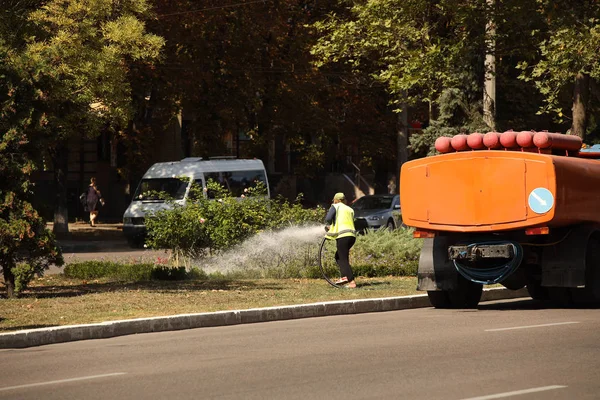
[528,187,554,214]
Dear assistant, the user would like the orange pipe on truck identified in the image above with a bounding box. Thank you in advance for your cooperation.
[466,132,486,150]
[516,130,535,148]
[499,130,518,148]
[483,131,502,149]
[434,136,453,153]
[450,134,469,151]
[532,132,582,151]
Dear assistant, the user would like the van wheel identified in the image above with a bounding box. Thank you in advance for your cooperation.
[126,236,144,249]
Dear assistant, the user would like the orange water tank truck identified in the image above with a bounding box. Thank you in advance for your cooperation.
[400,131,600,308]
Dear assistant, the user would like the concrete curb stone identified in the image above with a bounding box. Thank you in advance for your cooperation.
[0,287,529,349]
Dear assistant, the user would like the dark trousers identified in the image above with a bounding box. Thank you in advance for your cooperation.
[335,236,356,281]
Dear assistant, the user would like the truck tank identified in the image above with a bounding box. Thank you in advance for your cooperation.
[400,131,600,308]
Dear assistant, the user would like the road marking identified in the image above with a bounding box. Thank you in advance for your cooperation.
[0,373,126,392]
[462,385,567,399]
[485,321,580,332]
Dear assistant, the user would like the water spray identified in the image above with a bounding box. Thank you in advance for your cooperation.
[200,224,345,288]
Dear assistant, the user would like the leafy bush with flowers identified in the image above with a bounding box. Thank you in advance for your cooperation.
[144,180,326,260]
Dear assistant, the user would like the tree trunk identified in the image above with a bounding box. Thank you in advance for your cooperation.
[397,107,409,196]
[571,72,590,139]
[52,143,69,235]
[2,261,16,298]
[483,0,496,130]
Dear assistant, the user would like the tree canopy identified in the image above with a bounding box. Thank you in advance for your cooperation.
[0,0,163,296]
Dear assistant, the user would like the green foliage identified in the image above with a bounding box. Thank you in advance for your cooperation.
[64,261,115,279]
[22,0,165,132]
[12,263,37,295]
[63,261,190,282]
[516,2,600,123]
[409,88,488,157]
[0,193,63,298]
[66,227,422,284]
[145,181,326,258]
[311,0,486,109]
[351,228,421,277]
[201,226,422,280]
[0,0,163,297]
[151,266,188,281]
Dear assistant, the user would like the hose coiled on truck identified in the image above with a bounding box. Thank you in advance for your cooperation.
[452,241,523,285]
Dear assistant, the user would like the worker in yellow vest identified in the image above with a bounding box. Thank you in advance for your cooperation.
[324,192,357,288]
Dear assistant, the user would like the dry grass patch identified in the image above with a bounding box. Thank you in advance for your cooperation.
[0,275,420,332]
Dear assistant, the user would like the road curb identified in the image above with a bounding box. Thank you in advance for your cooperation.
[0,287,529,349]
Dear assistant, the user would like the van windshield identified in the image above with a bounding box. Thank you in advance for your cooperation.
[133,178,188,201]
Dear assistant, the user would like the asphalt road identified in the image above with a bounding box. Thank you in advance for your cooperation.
[1,298,598,400]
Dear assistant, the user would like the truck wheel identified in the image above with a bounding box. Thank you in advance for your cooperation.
[427,291,451,308]
[573,233,600,303]
[447,277,483,308]
[585,233,600,302]
[526,281,549,301]
[547,287,572,307]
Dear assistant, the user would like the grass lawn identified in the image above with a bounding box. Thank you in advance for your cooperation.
[0,275,420,332]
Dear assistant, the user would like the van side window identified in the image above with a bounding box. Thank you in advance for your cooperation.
[188,179,204,201]
[205,170,266,197]
[134,178,188,201]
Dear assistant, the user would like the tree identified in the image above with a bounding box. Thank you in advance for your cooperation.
[141,0,397,188]
[0,0,163,296]
[311,0,488,165]
[517,0,600,138]
[13,0,164,233]
[0,43,63,298]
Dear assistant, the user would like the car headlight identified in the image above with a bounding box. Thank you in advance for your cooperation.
[123,217,132,224]
[367,215,383,221]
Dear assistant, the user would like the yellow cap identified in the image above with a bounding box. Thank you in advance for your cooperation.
[333,192,345,200]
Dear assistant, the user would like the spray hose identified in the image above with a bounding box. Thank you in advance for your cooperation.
[318,237,344,288]
[452,241,523,285]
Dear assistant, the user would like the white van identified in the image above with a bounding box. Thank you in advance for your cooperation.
[122,157,269,246]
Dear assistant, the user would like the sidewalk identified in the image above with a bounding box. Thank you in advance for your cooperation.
[48,222,130,252]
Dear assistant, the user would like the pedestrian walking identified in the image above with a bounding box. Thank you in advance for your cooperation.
[324,192,357,288]
[85,177,104,227]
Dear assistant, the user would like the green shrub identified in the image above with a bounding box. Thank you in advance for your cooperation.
[151,266,188,281]
[188,267,208,280]
[64,261,175,282]
[197,226,422,280]
[113,263,154,281]
[145,181,326,258]
[63,228,422,283]
[64,261,120,279]
[12,263,37,295]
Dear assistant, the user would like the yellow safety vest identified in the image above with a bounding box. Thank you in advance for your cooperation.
[325,202,357,240]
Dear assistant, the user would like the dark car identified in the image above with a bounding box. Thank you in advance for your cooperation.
[351,194,402,232]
